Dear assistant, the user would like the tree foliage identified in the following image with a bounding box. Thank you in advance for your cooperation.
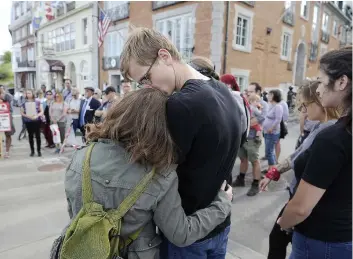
[3,51,11,63]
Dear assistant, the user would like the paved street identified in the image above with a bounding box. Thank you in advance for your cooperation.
[0,108,299,259]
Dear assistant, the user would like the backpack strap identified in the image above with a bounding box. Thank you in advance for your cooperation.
[82,143,96,205]
[110,167,156,221]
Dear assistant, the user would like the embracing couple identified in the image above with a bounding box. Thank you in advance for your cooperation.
[52,28,243,259]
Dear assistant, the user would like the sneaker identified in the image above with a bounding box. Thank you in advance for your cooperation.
[30,152,35,157]
[38,151,42,157]
[55,149,60,154]
[4,152,9,159]
[247,184,260,196]
[232,175,245,187]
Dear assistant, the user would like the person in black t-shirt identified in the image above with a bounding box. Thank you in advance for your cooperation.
[120,27,240,259]
[278,47,352,259]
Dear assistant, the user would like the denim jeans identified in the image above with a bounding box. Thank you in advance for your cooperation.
[264,133,280,165]
[290,231,352,259]
[160,226,230,259]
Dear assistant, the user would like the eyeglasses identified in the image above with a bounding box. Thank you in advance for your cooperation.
[137,57,158,86]
[298,101,315,113]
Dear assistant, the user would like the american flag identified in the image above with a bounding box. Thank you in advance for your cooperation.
[98,8,111,48]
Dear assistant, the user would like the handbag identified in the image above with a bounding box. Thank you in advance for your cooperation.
[280,119,288,139]
[50,124,61,144]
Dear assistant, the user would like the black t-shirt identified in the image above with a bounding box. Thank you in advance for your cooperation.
[166,78,242,240]
[293,117,352,242]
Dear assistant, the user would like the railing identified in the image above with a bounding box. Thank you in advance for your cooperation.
[106,2,129,21]
[17,60,36,68]
[321,30,330,43]
[309,42,319,62]
[152,1,182,10]
[242,1,255,7]
[283,11,295,26]
[102,56,120,70]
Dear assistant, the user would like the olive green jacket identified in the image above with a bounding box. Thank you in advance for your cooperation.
[62,139,231,259]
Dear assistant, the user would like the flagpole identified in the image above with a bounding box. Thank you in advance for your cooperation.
[97,2,101,90]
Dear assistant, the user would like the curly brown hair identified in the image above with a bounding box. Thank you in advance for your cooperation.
[86,88,176,170]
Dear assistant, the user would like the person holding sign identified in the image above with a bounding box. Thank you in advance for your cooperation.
[20,89,43,157]
[0,90,13,158]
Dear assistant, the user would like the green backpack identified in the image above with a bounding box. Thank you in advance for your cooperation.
[59,143,156,259]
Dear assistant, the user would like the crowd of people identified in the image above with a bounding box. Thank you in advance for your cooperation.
[1,27,351,259]
[0,79,132,157]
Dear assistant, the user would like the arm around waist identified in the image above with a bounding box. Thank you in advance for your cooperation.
[153,173,231,247]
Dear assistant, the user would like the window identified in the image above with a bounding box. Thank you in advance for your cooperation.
[333,20,338,37]
[54,23,75,52]
[300,1,309,20]
[231,68,250,92]
[15,4,20,19]
[235,76,247,92]
[15,29,21,41]
[312,5,319,42]
[233,4,253,53]
[81,61,89,81]
[156,14,194,59]
[27,47,34,61]
[104,29,128,57]
[48,31,52,48]
[20,2,25,15]
[322,12,330,33]
[236,16,249,48]
[281,27,293,61]
[282,33,290,59]
[83,18,88,45]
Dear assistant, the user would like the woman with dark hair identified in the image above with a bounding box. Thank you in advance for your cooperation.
[54,88,233,258]
[20,89,43,157]
[263,89,283,170]
[259,80,340,259]
[278,47,352,258]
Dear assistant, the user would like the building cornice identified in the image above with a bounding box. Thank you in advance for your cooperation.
[326,2,351,24]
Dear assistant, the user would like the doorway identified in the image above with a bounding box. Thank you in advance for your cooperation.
[295,43,306,86]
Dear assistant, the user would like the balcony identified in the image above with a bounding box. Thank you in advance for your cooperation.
[283,11,295,26]
[152,1,182,10]
[18,60,36,68]
[106,2,129,22]
[102,56,120,70]
[309,42,319,62]
[321,30,330,43]
[242,1,255,7]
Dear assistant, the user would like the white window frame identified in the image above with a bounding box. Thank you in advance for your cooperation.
[280,27,293,61]
[322,12,330,33]
[232,4,253,53]
[320,43,328,57]
[153,4,197,61]
[300,0,310,21]
[231,68,250,92]
[311,4,320,42]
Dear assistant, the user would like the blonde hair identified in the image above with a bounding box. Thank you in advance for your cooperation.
[120,27,182,81]
[248,94,261,103]
[189,57,220,80]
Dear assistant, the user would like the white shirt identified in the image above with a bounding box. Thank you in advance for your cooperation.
[68,98,81,120]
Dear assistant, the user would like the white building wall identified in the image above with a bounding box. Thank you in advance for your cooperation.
[36,2,98,93]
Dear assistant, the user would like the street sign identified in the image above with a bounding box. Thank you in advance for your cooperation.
[0,113,11,132]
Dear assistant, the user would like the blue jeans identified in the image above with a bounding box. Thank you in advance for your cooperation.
[264,133,280,165]
[160,226,230,259]
[290,231,352,259]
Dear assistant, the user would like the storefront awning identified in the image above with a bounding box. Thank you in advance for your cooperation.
[45,59,65,72]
